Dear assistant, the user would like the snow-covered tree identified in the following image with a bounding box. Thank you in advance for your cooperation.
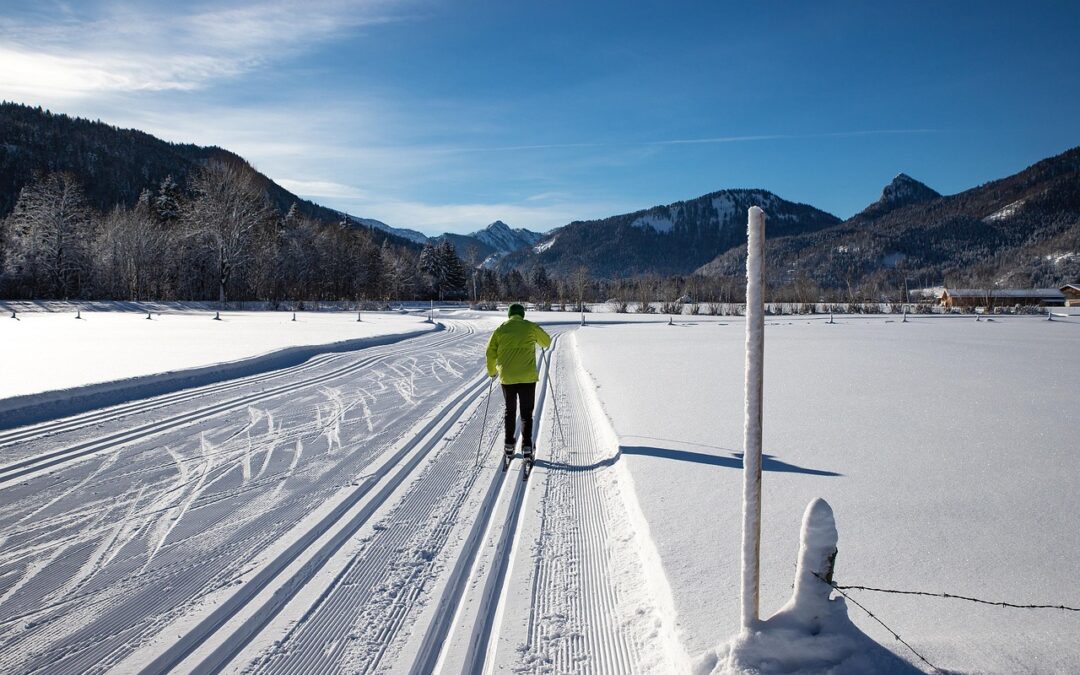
[182,162,274,305]
[4,172,94,297]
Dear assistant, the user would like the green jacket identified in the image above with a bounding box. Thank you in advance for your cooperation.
[486,316,552,384]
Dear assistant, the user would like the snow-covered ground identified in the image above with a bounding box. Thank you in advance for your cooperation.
[0,308,435,401]
[1,310,1076,674]
[576,313,1080,673]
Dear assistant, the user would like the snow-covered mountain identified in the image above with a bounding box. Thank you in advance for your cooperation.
[697,147,1080,288]
[350,217,430,245]
[499,188,841,277]
[469,221,544,253]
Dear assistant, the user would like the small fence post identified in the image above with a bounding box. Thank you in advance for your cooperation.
[789,498,838,628]
[213,311,221,321]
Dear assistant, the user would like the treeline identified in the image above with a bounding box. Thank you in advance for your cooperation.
[0,163,478,303]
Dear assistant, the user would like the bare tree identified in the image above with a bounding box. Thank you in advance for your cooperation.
[572,265,590,312]
[183,162,274,306]
[94,204,164,300]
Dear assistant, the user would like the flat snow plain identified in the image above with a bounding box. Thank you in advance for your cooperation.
[576,313,1080,673]
[0,306,434,400]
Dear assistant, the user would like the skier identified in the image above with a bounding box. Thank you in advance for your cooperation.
[486,303,552,464]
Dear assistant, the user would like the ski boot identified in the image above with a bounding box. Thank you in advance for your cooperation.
[502,443,515,471]
[522,444,535,479]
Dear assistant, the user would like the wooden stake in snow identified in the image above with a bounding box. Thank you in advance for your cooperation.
[741,205,766,629]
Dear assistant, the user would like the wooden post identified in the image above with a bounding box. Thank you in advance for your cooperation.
[741,206,766,629]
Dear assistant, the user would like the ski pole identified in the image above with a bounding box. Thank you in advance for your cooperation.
[474,374,495,469]
[542,349,566,447]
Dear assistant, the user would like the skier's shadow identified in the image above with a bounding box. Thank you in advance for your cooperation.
[535,445,840,476]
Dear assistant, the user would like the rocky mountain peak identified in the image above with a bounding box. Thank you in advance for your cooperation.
[858,173,941,220]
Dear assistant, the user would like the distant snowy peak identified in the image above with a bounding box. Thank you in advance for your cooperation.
[351,217,429,245]
[469,220,544,253]
[857,174,940,220]
[630,189,800,233]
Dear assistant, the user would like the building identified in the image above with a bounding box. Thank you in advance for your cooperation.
[939,288,1066,309]
[1062,284,1080,307]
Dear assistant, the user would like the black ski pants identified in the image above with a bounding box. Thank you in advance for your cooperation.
[502,382,537,448]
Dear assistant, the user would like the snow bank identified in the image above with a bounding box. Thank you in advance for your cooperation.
[0,310,436,428]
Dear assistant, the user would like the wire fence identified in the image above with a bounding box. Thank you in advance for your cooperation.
[813,571,1080,674]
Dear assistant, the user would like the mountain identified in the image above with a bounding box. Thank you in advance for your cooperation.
[855,173,941,220]
[351,217,429,245]
[697,147,1080,290]
[0,102,421,249]
[499,189,842,278]
[471,220,543,253]
[432,221,545,267]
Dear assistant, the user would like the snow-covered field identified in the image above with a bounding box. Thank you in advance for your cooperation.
[0,307,435,401]
[576,313,1080,673]
[0,310,1076,674]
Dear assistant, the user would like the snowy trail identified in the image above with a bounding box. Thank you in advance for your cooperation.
[487,333,688,674]
[0,321,488,674]
[0,319,689,675]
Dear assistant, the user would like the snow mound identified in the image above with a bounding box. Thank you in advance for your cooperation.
[697,500,920,675]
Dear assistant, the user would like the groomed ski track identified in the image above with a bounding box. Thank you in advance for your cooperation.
[0,319,687,674]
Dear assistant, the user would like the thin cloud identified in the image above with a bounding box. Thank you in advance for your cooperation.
[426,128,939,154]
[0,0,410,98]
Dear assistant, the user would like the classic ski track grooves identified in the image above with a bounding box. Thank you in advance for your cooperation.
[0,325,464,487]
[505,333,686,674]
[409,335,561,675]
[138,368,492,675]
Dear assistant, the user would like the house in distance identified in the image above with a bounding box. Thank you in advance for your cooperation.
[939,288,1067,309]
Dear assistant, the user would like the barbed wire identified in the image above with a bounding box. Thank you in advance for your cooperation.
[812,572,944,673]
[830,581,1080,612]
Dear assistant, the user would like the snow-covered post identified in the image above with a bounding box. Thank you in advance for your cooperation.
[787,498,838,629]
[75,309,81,320]
[581,309,586,326]
[357,310,363,322]
[741,205,766,629]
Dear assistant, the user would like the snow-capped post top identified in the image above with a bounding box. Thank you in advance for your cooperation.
[792,498,838,619]
[740,205,767,630]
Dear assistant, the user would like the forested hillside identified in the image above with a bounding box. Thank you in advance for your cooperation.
[698,147,1080,294]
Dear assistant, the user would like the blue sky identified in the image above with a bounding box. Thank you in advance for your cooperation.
[1,0,1078,235]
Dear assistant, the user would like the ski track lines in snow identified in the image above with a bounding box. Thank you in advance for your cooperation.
[0,322,481,674]
[0,321,685,674]
[493,334,688,674]
[129,372,494,675]
[0,325,465,487]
